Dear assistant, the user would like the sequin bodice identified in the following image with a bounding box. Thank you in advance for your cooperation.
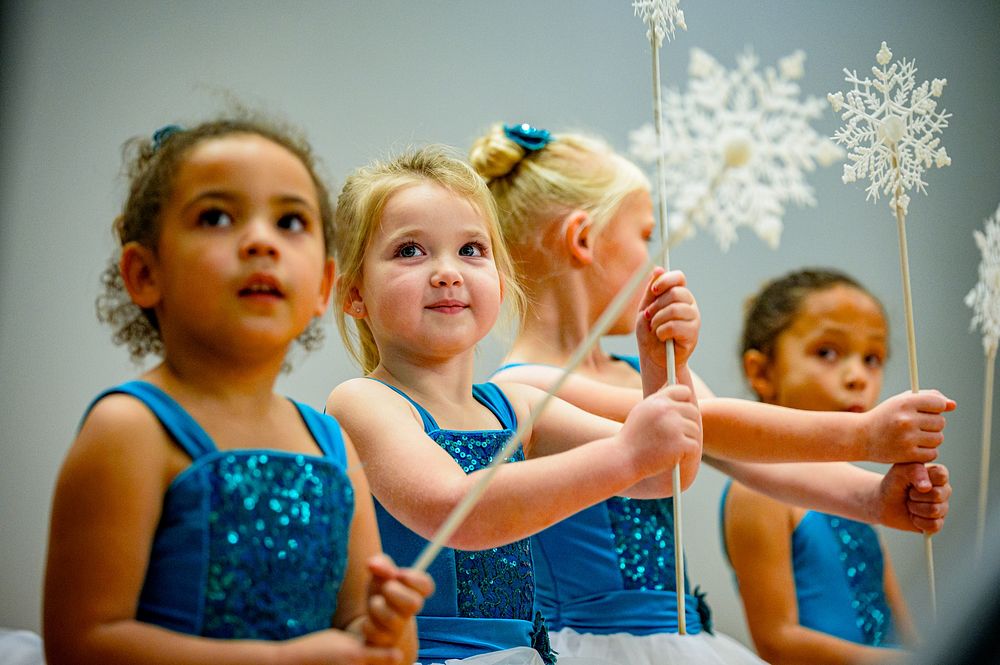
[824,515,895,646]
[606,497,684,593]
[427,428,533,619]
[86,382,354,640]
[371,382,534,622]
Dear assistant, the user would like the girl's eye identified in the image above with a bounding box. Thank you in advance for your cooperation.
[459,242,486,258]
[395,243,424,258]
[278,213,306,233]
[865,353,884,369]
[198,209,233,228]
[817,346,838,361]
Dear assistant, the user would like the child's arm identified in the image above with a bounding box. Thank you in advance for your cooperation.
[326,378,699,552]
[331,434,432,662]
[702,391,954,463]
[43,396,409,665]
[723,483,907,665]
[709,457,950,534]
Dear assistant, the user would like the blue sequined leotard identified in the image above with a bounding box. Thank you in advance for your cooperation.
[367,380,549,663]
[494,356,705,636]
[84,381,355,640]
[720,480,898,647]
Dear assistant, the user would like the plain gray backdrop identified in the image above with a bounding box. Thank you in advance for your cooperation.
[2,0,999,653]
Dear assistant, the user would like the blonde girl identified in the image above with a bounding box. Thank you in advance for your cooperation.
[325,145,702,665]
[44,118,432,665]
[476,122,953,664]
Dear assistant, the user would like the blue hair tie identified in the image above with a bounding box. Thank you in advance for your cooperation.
[503,123,552,151]
[151,124,183,151]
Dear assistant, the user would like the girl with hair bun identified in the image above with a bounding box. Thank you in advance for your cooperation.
[478,122,953,664]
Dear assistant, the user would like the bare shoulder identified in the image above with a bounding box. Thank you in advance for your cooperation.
[71,392,174,464]
[725,481,796,531]
[325,377,398,418]
[490,380,542,422]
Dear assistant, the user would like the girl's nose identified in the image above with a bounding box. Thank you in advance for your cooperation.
[431,260,463,287]
[240,221,279,259]
[843,357,869,391]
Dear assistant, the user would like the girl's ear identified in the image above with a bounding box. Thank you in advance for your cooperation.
[313,257,336,317]
[342,283,366,319]
[743,349,777,402]
[120,242,161,309]
[561,210,593,266]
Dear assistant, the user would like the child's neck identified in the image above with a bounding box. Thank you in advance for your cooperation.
[147,346,283,407]
[371,347,481,417]
[509,279,605,366]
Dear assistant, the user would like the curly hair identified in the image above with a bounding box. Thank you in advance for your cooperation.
[95,115,335,363]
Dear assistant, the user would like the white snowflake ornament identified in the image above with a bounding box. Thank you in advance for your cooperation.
[967,205,1000,354]
[633,0,686,47]
[828,41,951,215]
[628,47,843,251]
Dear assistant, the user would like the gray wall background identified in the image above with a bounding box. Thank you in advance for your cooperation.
[3,0,998,651]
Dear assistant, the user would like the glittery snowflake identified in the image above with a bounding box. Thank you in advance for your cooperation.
[633,0,686,47]
[828,42,951,215]
[628,48,843,251]
[966,205,1000,354]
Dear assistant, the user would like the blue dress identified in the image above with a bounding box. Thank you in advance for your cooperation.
[493,358,766,665]
[367,380,554,665]
[84,381,355,640]
[720,480,899,647]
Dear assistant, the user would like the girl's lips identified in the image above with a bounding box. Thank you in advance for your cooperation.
[426,300,468,313]
[238,274,284,298]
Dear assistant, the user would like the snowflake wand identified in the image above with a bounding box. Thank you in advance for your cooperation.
[966,205,1000,557]
[829,41,951,613]
[632,0,689,634]
[629,47,844,251]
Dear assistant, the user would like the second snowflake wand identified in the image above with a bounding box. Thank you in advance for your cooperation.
[829,41,951,614]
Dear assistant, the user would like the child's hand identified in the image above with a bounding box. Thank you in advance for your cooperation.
[637,268,700,371]
[285,628,405,665]
[362,554,434,650]
[861,390,955,463]
[874,463,951,534]
[620,382,702,489]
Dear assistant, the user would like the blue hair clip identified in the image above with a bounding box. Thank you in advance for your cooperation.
[151,124,183,151]
[503,123,552,152]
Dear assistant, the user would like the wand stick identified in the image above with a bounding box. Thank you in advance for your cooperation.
[893,184,936,614]
[649,36,687,635]
[977,342,996,556]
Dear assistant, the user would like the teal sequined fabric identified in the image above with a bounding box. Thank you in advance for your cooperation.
[432,429,534,620]
[827,515,895,646]
[607,497,684,593]
[203,452,354,638]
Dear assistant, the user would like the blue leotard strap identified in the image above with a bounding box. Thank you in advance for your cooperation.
[86,380,344,465]
[84,380,217,459]
[364,378,517,432]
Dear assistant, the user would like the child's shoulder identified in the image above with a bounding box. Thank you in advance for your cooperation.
[725,481,799,529]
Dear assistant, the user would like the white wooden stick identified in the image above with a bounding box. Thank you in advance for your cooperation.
[894,186,936,616]
[411,258,655,573]
[977,343,997,557]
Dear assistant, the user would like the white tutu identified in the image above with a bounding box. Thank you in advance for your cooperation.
[548,627,768,665]
[0,629,44,665]
[418,644,613,665]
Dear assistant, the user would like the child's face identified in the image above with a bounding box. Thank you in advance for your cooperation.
[764,285,887,412]
[354,182,502,364]
[141,134,333,355]
[590,189,655,334]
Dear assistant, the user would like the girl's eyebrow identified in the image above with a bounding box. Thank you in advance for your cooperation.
[180,191,317,213]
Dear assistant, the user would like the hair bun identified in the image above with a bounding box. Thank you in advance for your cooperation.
[469,123,526,180]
